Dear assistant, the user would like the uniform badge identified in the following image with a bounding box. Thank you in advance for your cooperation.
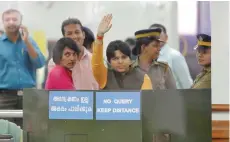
[199,36,203,41]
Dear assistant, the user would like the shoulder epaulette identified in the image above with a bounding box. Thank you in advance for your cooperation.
[156,61,169,73]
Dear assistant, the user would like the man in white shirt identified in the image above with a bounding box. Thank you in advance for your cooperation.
[149,23,193,89]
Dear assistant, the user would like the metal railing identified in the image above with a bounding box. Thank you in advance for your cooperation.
[0,110,23,118]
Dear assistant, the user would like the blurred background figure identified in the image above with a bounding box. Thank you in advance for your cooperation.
[124,37,137,60]
[83,26,95,53]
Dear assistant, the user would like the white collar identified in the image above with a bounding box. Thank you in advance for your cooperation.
[160,43,169,55]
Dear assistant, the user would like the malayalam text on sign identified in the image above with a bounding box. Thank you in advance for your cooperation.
[49,91,93,120]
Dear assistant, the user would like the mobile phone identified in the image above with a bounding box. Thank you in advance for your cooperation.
[19,24,24,36]
[19,28,24,36]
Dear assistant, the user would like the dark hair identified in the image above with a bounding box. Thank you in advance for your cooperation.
[125,37,136,46]
[2,9,23,20]
[53,37,80,64]
[61,18,83,36]
[106,40,131,62]
[149,23,167,34]
[134,37,160,55]
[83,27,95,50]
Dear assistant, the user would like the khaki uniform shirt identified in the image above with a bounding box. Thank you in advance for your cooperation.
[132,59,177,90]
[191,66,211,89]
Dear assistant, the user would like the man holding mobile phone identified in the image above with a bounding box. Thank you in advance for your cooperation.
[0,9,46,127]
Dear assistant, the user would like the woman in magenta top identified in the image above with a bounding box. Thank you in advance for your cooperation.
[45,37,80,90]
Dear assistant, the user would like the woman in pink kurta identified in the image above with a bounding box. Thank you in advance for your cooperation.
[45,37,80,90]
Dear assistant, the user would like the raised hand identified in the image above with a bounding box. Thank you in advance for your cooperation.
[97,14,112,36]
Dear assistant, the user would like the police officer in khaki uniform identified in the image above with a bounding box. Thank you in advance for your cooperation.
[191,34,211,89]
[132,28,177,89]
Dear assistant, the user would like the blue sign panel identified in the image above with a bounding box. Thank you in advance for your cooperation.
[96,92,141,120]
[49,91,93,120]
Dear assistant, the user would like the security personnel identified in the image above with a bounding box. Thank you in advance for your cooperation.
[149,23,193,89]
[191,34,211,89]
[132,28,177,89]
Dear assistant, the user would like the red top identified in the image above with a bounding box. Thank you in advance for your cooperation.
[45,65,75,90]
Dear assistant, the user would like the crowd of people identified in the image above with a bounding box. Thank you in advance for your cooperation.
[0,9,211,142]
